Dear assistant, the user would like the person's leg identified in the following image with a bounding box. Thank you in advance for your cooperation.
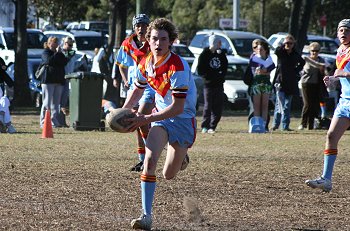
[322,117,350,180]
[309,86,320,129]
[201,87,212,132]
[209,88,224,130]
[131,101,155,171]
[272,92,281,129]
[300,85,309,128]
[253,94,262,117]
[131,126,168,230]
[58,80,70,126]
[51,84,64,127]
[306,99,350,192]
[281,93,293,130]
[261,93,270,123]
[40,84,52,127]
[163,142,188,179]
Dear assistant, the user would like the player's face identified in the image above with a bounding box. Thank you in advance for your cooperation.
[149,29,172,60]
[337,27,350,45]
[135,23,148,42]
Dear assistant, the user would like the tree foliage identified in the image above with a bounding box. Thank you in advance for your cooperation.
[29,0,350,42]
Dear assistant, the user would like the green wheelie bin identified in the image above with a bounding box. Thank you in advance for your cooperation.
[65,72,105,131]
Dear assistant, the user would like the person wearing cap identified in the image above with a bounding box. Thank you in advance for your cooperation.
[305,19,350,192]
[298,42,327,130]
[271,34,305,131]
[197,33,228,134]
[114,14,155,172]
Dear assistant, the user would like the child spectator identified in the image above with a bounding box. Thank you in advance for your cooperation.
[0,87,16,133]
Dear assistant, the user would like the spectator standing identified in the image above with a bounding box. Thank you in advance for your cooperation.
[298,42,327,130]
[58,36,88,127]
[272,34,305,131]
[114,14,155,172]
[197,34,228,134]
[248,39,275,129]
[123,18,196,231]
[39,36,68,128]
[305,19,350,192]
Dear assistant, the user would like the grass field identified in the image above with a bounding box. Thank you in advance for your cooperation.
[1,108,350,230]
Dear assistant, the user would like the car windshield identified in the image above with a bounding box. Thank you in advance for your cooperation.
[75,36,105,50]
[171,46,194,58]
[226,63,248,80]
[90,23,108,32]
[230,38,258,58]
[4,31,47,49]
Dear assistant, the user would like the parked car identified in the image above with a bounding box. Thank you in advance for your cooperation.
[78,21,109,35]
[191,55,250,110]
[0,27,47,106]
[66,22,80,31]
[171,43,195,67]
[189,29,268,58]
[71,30,108,59]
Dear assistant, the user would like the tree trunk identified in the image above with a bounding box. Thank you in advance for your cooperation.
[288,0,302,40]
[259,0,265,37]
[13,0,31,107]
[297,0,314,53]
[115,0,128,48]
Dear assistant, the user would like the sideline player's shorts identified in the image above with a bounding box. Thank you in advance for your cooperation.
[152,117,196,148]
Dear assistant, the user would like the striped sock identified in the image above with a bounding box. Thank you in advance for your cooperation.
[137,147,145,161]
[322,149,337,180]
[141,174,156,216]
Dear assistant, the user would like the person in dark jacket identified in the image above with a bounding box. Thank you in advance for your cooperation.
[39,36,68,128]
[197,34,228,134]
[272,34,305,131]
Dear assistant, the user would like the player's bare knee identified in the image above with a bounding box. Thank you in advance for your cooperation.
[326,130,337,143]
[162,170,176,180]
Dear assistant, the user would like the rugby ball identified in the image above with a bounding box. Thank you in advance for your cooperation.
[106,108,136,133]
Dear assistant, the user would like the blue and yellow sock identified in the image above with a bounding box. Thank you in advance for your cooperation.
[140,174,156,216]
[322,149,337,180]
[137,147,145,161]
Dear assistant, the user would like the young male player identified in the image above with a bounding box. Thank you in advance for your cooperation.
[122,18,197,230]
[305,19,350,192]
[114,14,155,172]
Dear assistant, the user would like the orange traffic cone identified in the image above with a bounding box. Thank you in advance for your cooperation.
[41,110,53,138]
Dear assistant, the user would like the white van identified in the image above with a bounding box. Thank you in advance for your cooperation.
[189,29,268,58]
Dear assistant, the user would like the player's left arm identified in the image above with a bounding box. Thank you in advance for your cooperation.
[148,95,185,121]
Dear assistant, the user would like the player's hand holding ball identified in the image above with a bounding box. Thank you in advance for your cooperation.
[106,108,137,133]
[106,108,150,132]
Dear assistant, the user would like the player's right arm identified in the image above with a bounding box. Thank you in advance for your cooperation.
[122,87,144,109]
